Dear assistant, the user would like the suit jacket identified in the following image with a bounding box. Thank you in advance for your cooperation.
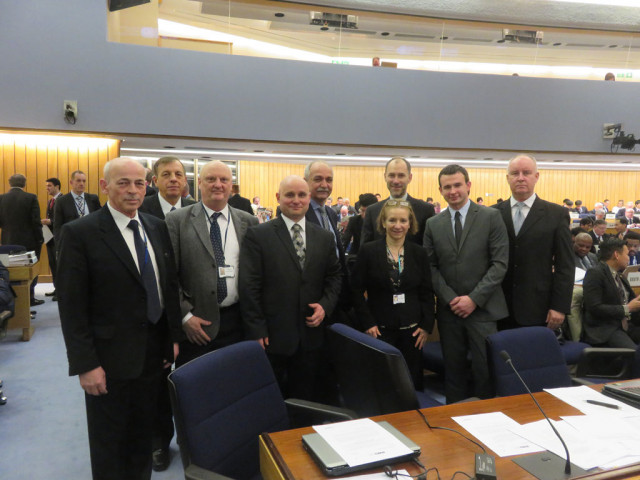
[342,214,364,255]
[139,194,195,220]
[424,202,509,322]
[352,239,434,332]
[165,202,258,339]
[53,192,101,245]
[574,252,598,270]
[239,217,342,356]
[588,231,610,254]
[57,206,182,379]
[227,194,254,215]
[494,196,574,326]
[575,206,588,214]
[582,261,639,345]
[0,187,43,252]
[361,195,435,247]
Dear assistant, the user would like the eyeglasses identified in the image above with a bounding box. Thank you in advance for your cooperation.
[386,200,410,207]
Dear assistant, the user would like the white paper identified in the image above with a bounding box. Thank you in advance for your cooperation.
[452,412,543,457]
[574,267,586,284]
[42,224,53,244]
[544,385,640,417]
[313,419,412,467]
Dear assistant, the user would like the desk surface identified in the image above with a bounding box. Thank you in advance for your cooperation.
[261,391,640,480]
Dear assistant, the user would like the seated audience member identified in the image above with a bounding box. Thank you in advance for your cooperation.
[612,200,625,215]
[579,216,594,231]
[574,200,588,214]
[589,219,609,253]
[352,200,434,390]
[563,198,573,209]
[624,208,640,226]
[476,196,484,205]
[593,209,606,221]
[571,226,587,241]
[251,196,260,214]
[614,217,629,240]
[626,231,640,266]
[591,202,604,215]
[342,193,377,257]
[433,201,441,214]
[616,201,635,218]
[583,239,640,348]
[635,200,640,214]
[603,199,611,213]
[343,198,356,216]
[573,233,597,270]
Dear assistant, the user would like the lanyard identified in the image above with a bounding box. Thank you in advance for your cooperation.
[386,245,405,275]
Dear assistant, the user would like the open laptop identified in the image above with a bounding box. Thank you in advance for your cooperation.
[602,380,640,409]
[302,421,421,477]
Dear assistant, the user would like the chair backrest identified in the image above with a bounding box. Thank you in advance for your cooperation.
[168,341,289,479]
[0,245,26,255]
[486,327,572,396]
[328,323,419,417]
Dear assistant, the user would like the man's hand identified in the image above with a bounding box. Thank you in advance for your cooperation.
[41,218,51,226]
[628,297,640,313]
[366,326,381,338]
[545,309,565,329]
[450,296,477,318]
[257,337,269,349]
[163,343,179,369]
[413,328,428,349]
[79,366,107,396]
[183,316,212,345]
[305,303,325,327]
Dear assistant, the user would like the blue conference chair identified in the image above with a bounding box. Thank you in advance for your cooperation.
[168,341,356,480]
[328,323,442,418]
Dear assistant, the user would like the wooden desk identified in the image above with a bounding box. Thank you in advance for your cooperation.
[8,263,38,341]
[260,392,640,480]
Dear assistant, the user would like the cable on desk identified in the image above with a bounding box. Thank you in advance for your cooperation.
[416,409,486,454]
[450,472,473,479]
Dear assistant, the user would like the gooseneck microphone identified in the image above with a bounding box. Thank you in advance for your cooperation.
[500,350,572,476]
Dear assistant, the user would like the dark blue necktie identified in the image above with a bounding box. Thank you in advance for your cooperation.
[210,212,228,304]
[127,220,162,324]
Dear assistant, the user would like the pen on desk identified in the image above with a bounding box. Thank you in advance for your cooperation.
[586,399,620,409]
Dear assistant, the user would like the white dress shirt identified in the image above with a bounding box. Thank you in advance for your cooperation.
[510,193,537,224]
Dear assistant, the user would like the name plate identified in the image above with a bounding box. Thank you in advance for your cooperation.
[628,272,640,287]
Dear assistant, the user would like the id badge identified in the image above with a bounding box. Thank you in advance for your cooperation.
[218,265,235,278]
[393,293,406,305]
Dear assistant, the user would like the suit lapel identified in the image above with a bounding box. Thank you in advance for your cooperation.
[140,213,166,289]
[439,209,457,251]
[189,203,216,261]
[497,200,516,240]
[458,202,478,250]
[274,217,302,272]
[229,206,248,242]
[517,196,544,237]
[99,208,143,285]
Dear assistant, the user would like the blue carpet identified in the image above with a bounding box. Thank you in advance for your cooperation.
[0,284,183,479]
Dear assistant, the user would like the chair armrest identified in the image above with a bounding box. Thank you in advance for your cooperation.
[285,398,358,428]
[185,464,235,480]
[575,347,636,380]
[0,311,11,322]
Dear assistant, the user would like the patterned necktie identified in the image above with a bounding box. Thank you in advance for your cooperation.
[513,202,525,235]
[614,273,630,331]
[292,224,305,268]
[209,212,227,304]
[318,207,331,231]
[127,220,162,324]
[454,211,463,248]
[75,195,85,217]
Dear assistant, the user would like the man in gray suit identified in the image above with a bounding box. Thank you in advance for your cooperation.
[165,161,258,367]
[573,232,598,270]
[424,165,509,403]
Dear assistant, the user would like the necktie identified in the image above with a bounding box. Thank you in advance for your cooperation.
[209,212,228,304]
[127,220,162,324]
[170,206,176,212]
[581,256,591,270]
[513,202,525,235]
[454,211,463,248]
[292,224,305,268]
[48,198,54,210]
[318,207,331,231]
[613,273,629,331]
[75,195,85,217]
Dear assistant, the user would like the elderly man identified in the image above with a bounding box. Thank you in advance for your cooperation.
[624,208,640,226]
[589,219,610,253]
[616,201,635,218]
[494,154,573,330]
[58,158,182,480]
[239,175,341,400]
[574,232,598,270]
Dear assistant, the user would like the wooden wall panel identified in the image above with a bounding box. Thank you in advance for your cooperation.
[0,133,120,281]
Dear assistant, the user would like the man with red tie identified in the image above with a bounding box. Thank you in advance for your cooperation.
[41,177,61,300]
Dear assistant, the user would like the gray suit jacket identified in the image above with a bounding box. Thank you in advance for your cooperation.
[423,201,509,322]
[574,252,598,270]
[165,202,258,339]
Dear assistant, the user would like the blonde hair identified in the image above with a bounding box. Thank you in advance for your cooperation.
[376,200,418,235]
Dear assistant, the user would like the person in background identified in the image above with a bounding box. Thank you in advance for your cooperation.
[372,56,381,67]
[42,177,62,300]
[342,193,378,257]
[227,184,254,215]
[605,72,616,81]
[352,200,433,390]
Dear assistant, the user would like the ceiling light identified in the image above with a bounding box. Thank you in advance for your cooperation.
[548,0,640,7]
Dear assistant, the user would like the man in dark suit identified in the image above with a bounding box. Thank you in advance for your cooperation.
[140,156,195,220]
[239,175,341,400]
[494,154,574,330]
[573,232,598,270]
[613,217,630,240]
[138,156,194,471]
[424,165,509,403]
[227,184,254,215]
[574,200,588,214]
[41,177,62,299]
[342,193,378,257]
[589,219,610,254]
[361,157,435,247]
[623,207,640,226]
[626,231,640,266]
[53,170,101,247]
[583,238,640,348]
[0,174,44,305]
[58,158,182,480]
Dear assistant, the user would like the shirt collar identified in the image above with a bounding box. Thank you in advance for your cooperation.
[390,193,409,201]
[202,202,229,220]
[310,198,325,211]
[107,202,141,232]
[281,214,306,232]
[448,199,471,217]
[510,193,536,208]
[158,193,180,211]
[72,191,85,200]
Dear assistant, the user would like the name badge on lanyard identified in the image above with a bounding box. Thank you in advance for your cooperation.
[218,266,235,278]
[393,293,406,304]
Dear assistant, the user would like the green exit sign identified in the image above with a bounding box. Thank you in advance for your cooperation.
[331,60,350,65]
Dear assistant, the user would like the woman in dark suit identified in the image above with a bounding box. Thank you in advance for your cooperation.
[352,200,435,389]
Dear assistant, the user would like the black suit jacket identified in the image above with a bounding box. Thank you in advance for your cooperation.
[0,187,43,252]
[227,194,254,215]
[494,196,574,326]
[361,195,435,247]
[352,239,434,332]
[239,217,342,356]
[57,206,182,379]
[139,194,195,220]
[588,231,610,254]
[582,261,639,345]
[53,192,101,245]
[342,214,364,255]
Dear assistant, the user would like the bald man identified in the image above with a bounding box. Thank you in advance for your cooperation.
[57,158,182,480]
[239,175,341,400]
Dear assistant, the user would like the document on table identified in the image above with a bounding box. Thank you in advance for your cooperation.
[452,412,543,457]
[544,385,640,417]
[313,418,412,467]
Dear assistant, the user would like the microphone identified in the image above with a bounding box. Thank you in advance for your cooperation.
[500,350,572,476]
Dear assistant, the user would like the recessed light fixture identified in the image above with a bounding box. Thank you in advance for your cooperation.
[440,36,448,40]
[163,146,176,149]
[381,32,390,36]
[320,26,329,31]
[497,39,506,43]
[274,13,284,18]
[553,42,562,46]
